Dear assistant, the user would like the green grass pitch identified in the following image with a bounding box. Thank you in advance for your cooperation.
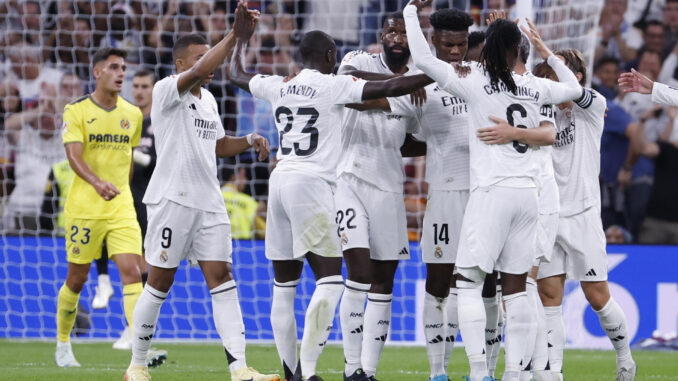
[1,341,677,380]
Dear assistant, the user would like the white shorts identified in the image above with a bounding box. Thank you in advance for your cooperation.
[420,189,470,264]
[145,198,232,269]
[456,186,538,275]
[535,212,558,263]
[265,170,341,261]
[538,206,608,281]
[334,174,410,261]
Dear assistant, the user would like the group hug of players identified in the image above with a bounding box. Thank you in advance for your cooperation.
[53,0,678,379]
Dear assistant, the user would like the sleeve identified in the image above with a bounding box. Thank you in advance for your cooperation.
[248,74,282,102]
[576,88,608,115]
[61,104,84,144]
[153,75,183,110]
[539,55,583,104]
[538,104,556,128]
[329,74,367,104]
[651,81,678,107]
[339,50,371,71]
[659,53,677,85]
[387,94,419,118]
[403,5,471,98]
[131,109,143,147]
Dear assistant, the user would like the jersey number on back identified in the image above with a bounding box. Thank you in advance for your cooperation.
[506,103,528,154]
[275,106,319,156]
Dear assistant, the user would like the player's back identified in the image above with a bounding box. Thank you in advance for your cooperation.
[248,69,366,184]
[337,50,419,193]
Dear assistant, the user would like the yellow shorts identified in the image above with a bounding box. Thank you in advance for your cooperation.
[65,217,142,264]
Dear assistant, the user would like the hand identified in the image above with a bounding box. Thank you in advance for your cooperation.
[618,69,654,95]
[409,87,427,107]
[233,1,260,41]
[407,0,433,11]
[485,9,507,25]
[93,178,120,201]
[250,132,270,161]
[453,63,471,78]
[617,167,632,188]
[477,116,517,144]
[520,18,552,60]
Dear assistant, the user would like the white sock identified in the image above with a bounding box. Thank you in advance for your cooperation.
[529,280,549,375]
[594,297,634,369]
[544,305,565,373]
[521,280,539,375]
[340,280,369,376]
[444,288,459,372]
[131,285,167,366]
[271,279,299,379]
[98,273,110,285]
[423,292,447,378]
[503,291,533,377]
[457,280,488,381]
[361,292,392,377]
[300,275,344,379]
[211,281,247,372]
[483,295,500,376]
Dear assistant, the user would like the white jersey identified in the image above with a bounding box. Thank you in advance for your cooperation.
[651,81,678,107]
[337,50,420,193]
[144,75,227,213]
[387,82,470,191]
[403,4,582,190]
[248,69,366,183]
[552,89,606,216]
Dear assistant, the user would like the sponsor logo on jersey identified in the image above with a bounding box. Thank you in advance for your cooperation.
[120,119,130,129]
[87,118,97,124]
[160,251,168,263]
[88,134,130,144]
[435,246,443,258]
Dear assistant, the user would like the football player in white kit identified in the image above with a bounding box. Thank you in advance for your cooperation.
[404,2,584,380]
[125,11,280,381]
[619,66,678,106]
[228,4,433,381]
[334,10,427,381]
[352,8,475,380]
[535,50,637,381]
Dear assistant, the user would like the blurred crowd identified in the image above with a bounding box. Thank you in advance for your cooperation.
[0,0,677,244]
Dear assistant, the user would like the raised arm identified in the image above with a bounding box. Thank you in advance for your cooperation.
[228,1,260,93]
[361,74,433,100]
[403,2,457,89]
[177,31,236,94]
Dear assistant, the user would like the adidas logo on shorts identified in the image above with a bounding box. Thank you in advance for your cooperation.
[585,268,597,277]
[399,247,409,256]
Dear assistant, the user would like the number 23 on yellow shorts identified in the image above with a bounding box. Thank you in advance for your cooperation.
[65,217,142,264]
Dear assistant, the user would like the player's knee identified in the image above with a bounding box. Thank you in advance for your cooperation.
[425,279,450,298]
[501,273,527,296]
[65,274,87,293]
[582,282,610,311]
[370,278,394,294]
[537,280,563,306]
[117,261,142,285]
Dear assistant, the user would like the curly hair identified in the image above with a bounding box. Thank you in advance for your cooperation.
[429,8,474,32]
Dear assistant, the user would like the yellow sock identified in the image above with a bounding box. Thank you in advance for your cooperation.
[123,282,143,334]
[56,284,80,343]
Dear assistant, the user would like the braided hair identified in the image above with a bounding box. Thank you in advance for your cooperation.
[480,19,522,93]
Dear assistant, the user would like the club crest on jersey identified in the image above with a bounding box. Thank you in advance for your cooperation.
[72,246,80,255]
[435,246,443,258]
[120,119,130,130]
[160,251,168,263]
[341,233,348,246]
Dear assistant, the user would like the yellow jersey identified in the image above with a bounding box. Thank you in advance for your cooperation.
[62,95,143,219]
[221,184,260,239]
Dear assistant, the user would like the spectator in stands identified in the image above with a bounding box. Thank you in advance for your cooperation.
[466,31,485,62]
[17,0,42,44]
[600,101,638,229]
[596,0,641,64]
[221,165,266,239]
[593,56,621,100]
[663,0,678,53]
[202,5,230,46]
[1,82,65,234]
[606,224,633,243]
[625,0,665,30]
[624,20,667,70]
[45,12,93,82]
[3,39,63,110]
[0,79,21,199]
[632,111,678,244]
[304,0,364,57]
[659,39,678,85]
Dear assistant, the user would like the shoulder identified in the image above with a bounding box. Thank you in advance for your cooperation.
[154,75,178,90]
[119,97,143,117]
[577,88,606,110]
[340,50,376,67]
[67,94,90,106]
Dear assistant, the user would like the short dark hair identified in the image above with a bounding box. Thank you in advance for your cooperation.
[299,30,335,62]
[382,11,404,27]
[519,34,530,64]
[468,31,485,50]
[429,8,474,32]
[644,19,664,31]
[533,60,557,81]
[595,55,620,71]
[173,34,208,59]
[91,48,127,67]
[556,48,588,86]
[133,68,155,81]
